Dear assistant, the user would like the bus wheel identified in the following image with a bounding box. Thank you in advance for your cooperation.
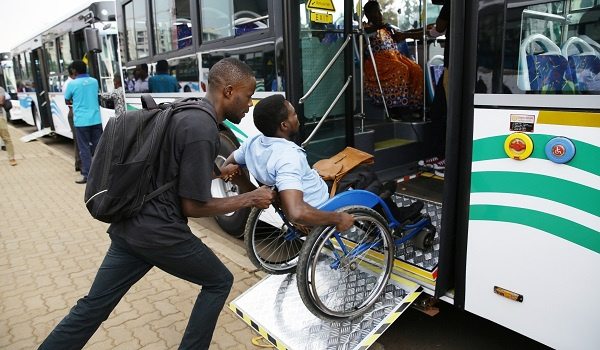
[212,131,250,238]
[412,225,436,250]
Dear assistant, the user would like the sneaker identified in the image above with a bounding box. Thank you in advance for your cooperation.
[418,156,441,168]
[433,158,445,170]
[434,169,445,178]
[9,159,17,166]
[75,177,87,184]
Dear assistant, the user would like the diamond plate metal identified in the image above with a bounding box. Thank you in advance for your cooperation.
[231,271,420,350]
[389,195,442,272]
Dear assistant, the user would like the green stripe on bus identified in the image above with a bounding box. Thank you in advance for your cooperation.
[472,135,600,176]
[470,204,600,254]
[126,103,138,111]
[471,171,599,216]
[223,120,248,142]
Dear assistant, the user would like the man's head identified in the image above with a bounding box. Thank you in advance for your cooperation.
[207,57,256,124]
[253,95,299,139]
[156,60,169,73]
[71,60,87,75]
[135,64,148,79]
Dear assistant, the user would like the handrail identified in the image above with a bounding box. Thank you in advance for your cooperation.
[301,75,352,148]
[299,35,352,104]
[235,15,269,26]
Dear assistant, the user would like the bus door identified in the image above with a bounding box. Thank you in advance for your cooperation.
[285,0,354,165]
[462,1,600,348]
[29,48,52,131]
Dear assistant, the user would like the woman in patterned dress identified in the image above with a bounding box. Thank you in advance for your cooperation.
[363,1,424,119]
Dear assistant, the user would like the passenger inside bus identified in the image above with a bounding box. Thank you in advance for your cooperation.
[221,95,425,229]
[133,64,149,93]
[148,60,180,93]
[363,0,424,121]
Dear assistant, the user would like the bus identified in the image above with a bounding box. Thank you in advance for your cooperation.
[114,0,599,349]
[10,1,120,138]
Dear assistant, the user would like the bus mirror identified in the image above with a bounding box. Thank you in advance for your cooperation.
[84,28,102,53]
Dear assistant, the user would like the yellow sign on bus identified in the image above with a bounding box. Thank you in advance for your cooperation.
[310,11,333,24]
[306,0,335,12]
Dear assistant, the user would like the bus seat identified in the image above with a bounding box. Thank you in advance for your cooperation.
[426,55,444,101]
[561,37,600,92]
[517,33,575,92]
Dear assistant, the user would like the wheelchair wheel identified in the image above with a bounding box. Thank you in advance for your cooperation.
[296,206,395,321]
[412,225,436,250]
[244,206,305,274]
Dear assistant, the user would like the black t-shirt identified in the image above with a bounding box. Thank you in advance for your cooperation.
[108,100,220,248]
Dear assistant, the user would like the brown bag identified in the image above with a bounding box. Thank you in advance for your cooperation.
[313,147,374,197]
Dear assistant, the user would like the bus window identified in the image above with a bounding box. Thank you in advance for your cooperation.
[201,0,269,41]
[97,33,120,93]
[124,0,150,61]
[58,34,73,74]
[477,0,599,94]
[44,40,60,76]
[152,0,192,53]
[200,46,276,92]
[168,56,199,91]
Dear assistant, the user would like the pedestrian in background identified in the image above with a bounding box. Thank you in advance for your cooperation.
[100,73,126,117]
[38,57,275,350]
[149,60,180,93]
[64,60,102,184]
[0,86,16,166]
[63,64,81,172]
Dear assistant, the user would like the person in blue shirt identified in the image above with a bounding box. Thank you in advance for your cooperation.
[222,95,423,231]
[148,60,180,93]
[64,60,102,184]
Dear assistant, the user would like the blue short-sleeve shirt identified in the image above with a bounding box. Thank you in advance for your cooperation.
[234,134,329,207]
[64,74,101,127]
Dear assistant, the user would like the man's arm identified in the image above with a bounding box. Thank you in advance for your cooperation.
[221,152,257,193]
[181,186,275,217]
[279,189,355,232]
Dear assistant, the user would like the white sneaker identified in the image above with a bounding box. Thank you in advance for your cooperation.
[434,169,445,178]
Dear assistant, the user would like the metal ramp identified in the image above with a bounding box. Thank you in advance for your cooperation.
[228,192,443,349]
[229,272,422,350]
[19,128,53,142]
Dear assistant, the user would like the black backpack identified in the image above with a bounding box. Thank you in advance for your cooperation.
[84,95,216,223]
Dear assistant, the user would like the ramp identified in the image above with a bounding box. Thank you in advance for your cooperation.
[229,272,422,350]
[20,128,53,142]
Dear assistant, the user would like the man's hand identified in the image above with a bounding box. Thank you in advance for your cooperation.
[336,212,355,232]
[249,186,276,209]
[216,164,242,181]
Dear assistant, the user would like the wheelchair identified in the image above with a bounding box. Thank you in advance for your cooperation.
[244,189,435,321]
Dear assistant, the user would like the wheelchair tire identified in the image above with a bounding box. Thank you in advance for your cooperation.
[412,225,436,250]
[296,206,395,321]
[244,206,305,274]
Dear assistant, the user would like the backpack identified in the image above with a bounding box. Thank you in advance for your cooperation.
[84,94,216,223]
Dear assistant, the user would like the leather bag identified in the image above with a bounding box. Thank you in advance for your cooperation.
[313,147,374,197]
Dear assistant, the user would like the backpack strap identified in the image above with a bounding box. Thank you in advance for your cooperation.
[144,179,177,203]
[141,94,158,109]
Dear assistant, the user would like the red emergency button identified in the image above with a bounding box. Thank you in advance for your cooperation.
[504,133,534,160]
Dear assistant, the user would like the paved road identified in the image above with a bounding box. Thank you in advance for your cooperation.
[2,121,551,349]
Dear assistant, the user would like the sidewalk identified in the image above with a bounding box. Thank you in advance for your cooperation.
[0,123,268,350]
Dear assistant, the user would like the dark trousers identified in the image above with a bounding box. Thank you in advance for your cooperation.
[39,234,234,350]
[67,108,81,170]
[75,124,103,178]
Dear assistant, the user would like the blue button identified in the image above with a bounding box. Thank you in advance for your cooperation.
[545,137,576,164]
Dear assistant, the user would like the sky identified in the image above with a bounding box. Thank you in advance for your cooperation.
[0,0,96,53]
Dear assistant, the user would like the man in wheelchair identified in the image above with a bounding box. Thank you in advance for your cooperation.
[220,95,424,232]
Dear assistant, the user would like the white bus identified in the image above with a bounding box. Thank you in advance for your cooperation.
[114,0,599,349]
[10,1,120,138]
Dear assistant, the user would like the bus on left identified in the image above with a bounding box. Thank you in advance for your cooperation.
[8,1,120,138]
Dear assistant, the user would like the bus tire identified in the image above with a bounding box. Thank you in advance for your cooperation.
[212,131,250,237]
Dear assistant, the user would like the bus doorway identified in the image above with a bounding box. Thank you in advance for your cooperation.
[30,49,52,131]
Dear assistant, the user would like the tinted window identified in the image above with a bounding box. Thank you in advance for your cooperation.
[153,0,192,53]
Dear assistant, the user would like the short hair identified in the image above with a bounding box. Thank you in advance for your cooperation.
[253,95,288,137]
[156,60,168,72]
[363,1,380,14]
[207,57,254,89]
[71,60,87,75]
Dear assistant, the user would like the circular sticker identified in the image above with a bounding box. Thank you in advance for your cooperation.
[545,137,576,164]
[504,133,534,160]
